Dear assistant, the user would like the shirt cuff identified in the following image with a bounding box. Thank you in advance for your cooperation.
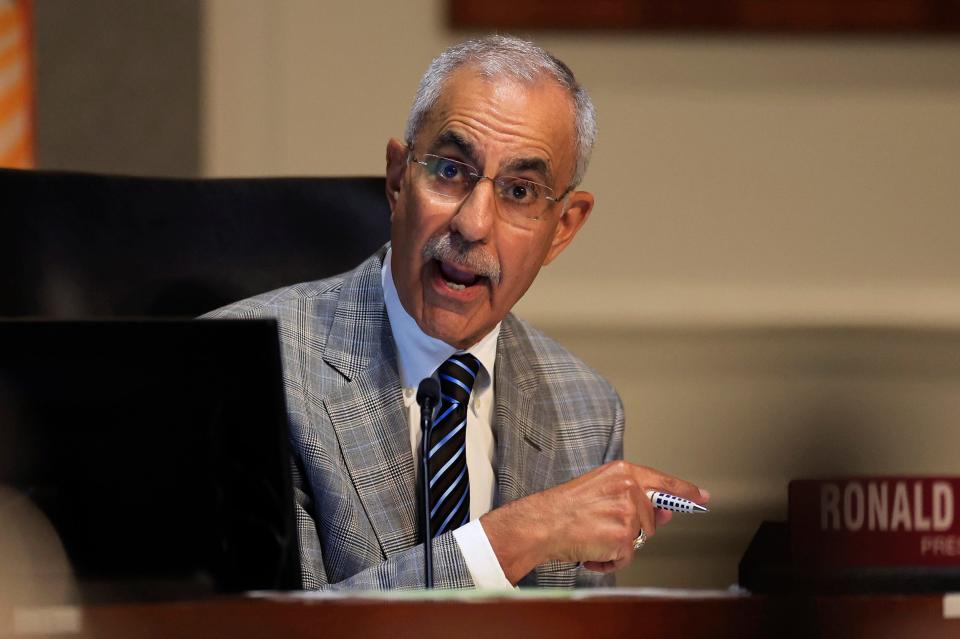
[452,519,513,589]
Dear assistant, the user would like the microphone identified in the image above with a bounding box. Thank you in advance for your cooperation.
[416,377,440,589]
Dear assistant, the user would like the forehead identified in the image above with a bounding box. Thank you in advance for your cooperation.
[417,68,577,180]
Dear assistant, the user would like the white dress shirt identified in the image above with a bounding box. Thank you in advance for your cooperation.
[381,248,512,589]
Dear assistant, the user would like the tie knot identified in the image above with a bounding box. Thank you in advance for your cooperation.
[436,353,481,403]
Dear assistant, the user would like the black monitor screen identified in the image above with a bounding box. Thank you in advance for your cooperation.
[0,319,300,601]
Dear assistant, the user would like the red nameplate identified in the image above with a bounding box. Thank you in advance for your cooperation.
[789,477,960,567]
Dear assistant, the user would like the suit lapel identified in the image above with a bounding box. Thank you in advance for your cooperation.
[492,316,557,508]
[321,248,418,558]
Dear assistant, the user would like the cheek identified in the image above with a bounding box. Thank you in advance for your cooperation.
[391,203,453,285]
[397,195,451,241]
[392,200,427,251]
[496,240,551,303]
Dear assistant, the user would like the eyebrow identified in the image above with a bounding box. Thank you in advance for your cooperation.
[430,129,554,185]
[430,131,479,166]
[502,157,552,185]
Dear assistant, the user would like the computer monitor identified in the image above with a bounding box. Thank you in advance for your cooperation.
[0,319,300,602]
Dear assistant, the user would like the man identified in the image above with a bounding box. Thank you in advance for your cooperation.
[207,35,708,589]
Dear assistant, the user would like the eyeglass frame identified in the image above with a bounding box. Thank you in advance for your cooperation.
[405,148,574,222]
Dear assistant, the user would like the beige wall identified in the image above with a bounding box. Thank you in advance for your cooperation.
[34,0,200,176]
[203,0,960,328]
[203,0,960,588]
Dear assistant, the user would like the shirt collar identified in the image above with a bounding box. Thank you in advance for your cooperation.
[382,247,500,389]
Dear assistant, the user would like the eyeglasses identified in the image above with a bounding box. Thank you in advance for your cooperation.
[408,152,570,228]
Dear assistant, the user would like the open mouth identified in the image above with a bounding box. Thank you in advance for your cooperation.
[436,259,485,291]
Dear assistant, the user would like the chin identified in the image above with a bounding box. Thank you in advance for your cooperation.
[423,321,472,348]
[419,311,481,349]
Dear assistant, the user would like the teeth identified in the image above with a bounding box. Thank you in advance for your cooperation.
[444,280,466,291]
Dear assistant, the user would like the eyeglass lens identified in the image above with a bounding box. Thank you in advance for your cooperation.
[416,155,554,223]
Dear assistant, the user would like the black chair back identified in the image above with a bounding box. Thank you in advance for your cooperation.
[3,169,391,317]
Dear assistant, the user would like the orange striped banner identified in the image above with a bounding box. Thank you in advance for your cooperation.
[0,0,33,168]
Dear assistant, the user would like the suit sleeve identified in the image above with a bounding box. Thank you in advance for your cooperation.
[573,390,625,588]
[602,391,625,465]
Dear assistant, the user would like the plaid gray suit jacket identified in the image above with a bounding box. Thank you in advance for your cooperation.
[206,246,624,589]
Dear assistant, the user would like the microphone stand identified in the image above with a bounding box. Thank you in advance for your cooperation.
[416,378,440,589]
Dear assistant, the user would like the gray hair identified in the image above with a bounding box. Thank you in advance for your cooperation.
[404,35,597,190]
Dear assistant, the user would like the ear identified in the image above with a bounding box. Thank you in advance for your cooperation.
[385,138,408,220]
[543,190,594,265]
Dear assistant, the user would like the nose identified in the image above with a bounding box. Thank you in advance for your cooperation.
[449,177,496,243]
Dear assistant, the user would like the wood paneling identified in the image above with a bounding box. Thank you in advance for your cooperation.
[450,1,960,33]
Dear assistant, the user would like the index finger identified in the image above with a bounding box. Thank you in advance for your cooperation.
[630,465,708,504]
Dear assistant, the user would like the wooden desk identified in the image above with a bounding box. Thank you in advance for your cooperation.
[8,592,959,639]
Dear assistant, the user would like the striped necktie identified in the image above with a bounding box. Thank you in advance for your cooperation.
[427,353,481,537]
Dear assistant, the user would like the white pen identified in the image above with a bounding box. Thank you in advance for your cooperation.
[646,490,709,513]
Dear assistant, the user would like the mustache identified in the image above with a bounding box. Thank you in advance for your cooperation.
[422,233,501,283]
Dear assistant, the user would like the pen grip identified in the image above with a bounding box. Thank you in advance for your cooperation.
[646,490,708,513]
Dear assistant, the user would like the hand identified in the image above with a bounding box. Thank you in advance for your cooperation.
[480,461,709,583]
